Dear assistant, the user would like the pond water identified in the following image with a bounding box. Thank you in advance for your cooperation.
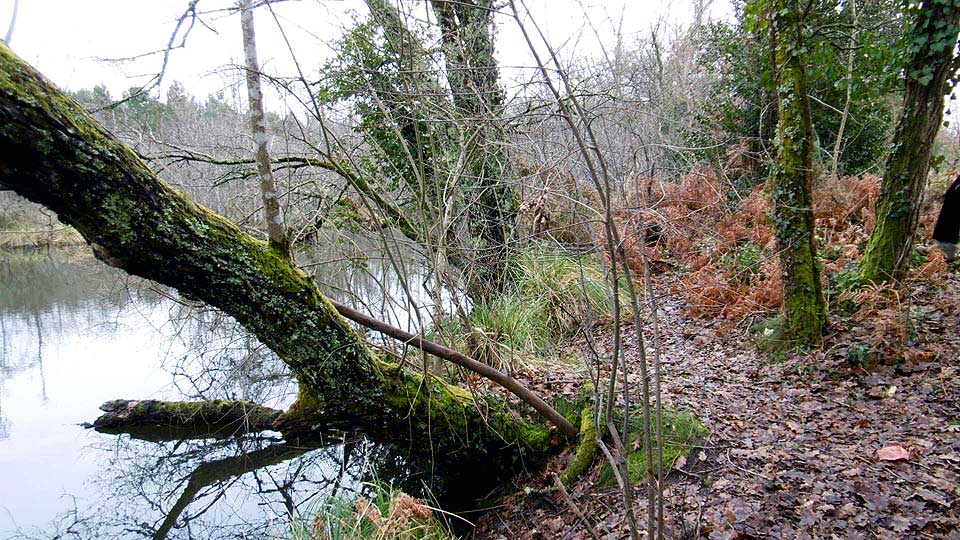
[0,249,438,540]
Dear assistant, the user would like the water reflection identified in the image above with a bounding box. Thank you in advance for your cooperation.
[0,248,466,539]
[41,432,371,540]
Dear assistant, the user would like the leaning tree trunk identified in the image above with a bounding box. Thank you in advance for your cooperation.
[860,2,960,284]
[770,1,827,346]
[0,44,553,474]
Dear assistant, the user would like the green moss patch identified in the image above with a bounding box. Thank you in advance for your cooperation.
[559,407,599,485]
[598,409,707,487]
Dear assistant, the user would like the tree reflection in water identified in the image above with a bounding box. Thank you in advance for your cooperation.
[1,247,469,539]
[25,429,430,540]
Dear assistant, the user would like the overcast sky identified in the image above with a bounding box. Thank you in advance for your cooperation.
[1,0,731,110]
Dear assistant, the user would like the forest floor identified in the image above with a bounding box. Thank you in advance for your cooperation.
[475,268,960,539]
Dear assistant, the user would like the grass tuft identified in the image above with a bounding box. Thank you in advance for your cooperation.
[446,244,634,370]
[289,484,456,540]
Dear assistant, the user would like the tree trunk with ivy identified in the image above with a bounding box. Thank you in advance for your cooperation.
[432,0,516,293]
[0,44,554,478]
[769,1,827,346]
[860,1,960,284]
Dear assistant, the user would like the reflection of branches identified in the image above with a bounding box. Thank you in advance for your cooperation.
[25,432,375,540]
[150,441,319,540]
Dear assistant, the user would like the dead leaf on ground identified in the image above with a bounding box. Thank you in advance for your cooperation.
[877,442,911,462]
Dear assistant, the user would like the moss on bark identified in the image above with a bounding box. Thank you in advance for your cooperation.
[559,407,598,485]
[93,399,282,430]
[769,1,827,347]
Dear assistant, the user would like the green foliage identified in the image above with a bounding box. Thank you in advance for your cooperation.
[828,262,866,313]
[317,20,450,201]
[696,0,903,177]
[719,242,762,284]
[427,245,632,370]
[448,245,633,367]
[597,409,708,487]
[844,341,875,368]
[69,84,113,109]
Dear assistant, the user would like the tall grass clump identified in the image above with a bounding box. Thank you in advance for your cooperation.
[290,485,456,540]
[454,244,633,370]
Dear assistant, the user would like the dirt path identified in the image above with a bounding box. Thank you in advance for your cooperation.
[477,276,960,539]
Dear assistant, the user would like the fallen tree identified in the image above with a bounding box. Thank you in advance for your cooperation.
[0,44,570,478]
[92,399,281,434]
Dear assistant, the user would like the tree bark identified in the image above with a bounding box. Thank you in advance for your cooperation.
[432,0,515,293]
[770,1,827,346]
[92,399,281,433]
[0,43,556,472]
[240,0,287,252]
[860,2,960,284]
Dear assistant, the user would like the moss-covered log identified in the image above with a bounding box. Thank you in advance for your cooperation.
[0,43,553,473]
[861,1,960,284]
[769,1,827,346]
[92,399,281,433]
[558,407,598,486]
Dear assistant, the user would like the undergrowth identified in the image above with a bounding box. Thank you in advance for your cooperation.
[290,484,455,540]
[519,166,952,363]
[597,409,708,487]
[442,245,632,371]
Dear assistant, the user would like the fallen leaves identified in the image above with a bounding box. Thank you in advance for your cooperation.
[476,272,960,540]
[877,442,912,462]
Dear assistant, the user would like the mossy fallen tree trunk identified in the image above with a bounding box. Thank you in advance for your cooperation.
[92,399,282,437]
[0,43,555,476]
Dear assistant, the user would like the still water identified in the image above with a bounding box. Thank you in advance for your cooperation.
[0,249,433,539]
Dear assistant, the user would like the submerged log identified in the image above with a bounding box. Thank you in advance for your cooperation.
[93,399,282,433]
[0,43,558,478]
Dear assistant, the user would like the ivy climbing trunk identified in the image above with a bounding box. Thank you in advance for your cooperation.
[860,1,960,284]
[432,0,515,294]
[0,43,554,478]
[770,1,827,346]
